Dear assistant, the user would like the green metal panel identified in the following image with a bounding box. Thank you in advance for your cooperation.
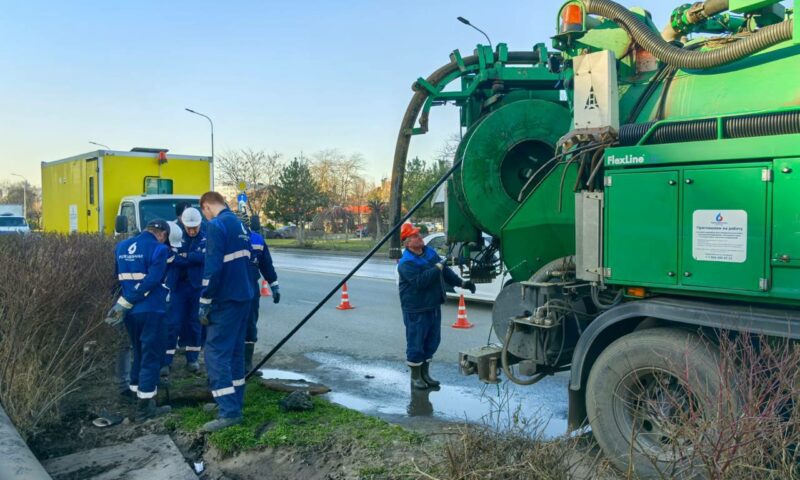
[729,0,782,13]
[501,163,578,282]
[770,158,800,298]
[681,166,768,292]
[606,170,679,285]
[445,177,482,244]
[772,158,800,265]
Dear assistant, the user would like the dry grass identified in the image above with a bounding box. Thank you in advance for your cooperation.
[0,233,118,439]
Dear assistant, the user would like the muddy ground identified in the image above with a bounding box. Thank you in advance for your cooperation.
[28,356,459,480]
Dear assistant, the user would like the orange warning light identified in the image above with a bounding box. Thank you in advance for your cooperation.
[560,3,584,32]
[626,287,647,298]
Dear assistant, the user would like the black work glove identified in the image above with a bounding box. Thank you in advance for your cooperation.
[104,300,131,327]
[199,303,211,326]
[271,285,281,304]
[462,280,476,294]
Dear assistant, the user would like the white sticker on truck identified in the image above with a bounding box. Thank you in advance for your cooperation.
[692,210,747,263]
[69,205,78,233]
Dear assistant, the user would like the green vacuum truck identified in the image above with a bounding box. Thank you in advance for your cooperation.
[388,0,798,474]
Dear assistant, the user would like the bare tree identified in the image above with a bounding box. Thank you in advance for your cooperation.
[310,150,367,222]
[215,148,282,217]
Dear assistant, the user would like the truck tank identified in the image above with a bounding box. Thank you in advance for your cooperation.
[388,0,799,475]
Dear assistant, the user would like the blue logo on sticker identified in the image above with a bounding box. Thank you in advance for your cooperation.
[715,213,724,222]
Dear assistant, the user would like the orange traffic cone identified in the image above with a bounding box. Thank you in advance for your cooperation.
[452,294,474,329]
[260,279,271,297]
[336,283,355,310]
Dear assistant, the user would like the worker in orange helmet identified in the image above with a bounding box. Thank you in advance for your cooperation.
[397,222,475,389]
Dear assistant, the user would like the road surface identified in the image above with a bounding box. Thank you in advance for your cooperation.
[254,250,570,436]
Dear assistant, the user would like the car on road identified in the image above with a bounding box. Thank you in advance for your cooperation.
[423,232,507,303]
[276,225,297,238]
[0,214,31,235]
[263,228,284,239]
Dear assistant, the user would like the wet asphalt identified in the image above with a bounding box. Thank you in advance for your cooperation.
[255,250,570,436]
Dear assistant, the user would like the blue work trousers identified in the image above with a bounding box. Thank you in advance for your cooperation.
[164,285,203,365]
[125,312,167,399]
[115,324,132,394]
[205,300,250,418]
[246,292,260,344]
[402,308,442,366]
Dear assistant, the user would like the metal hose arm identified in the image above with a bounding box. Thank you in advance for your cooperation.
[584,0,793,70]
[387,51,541,257]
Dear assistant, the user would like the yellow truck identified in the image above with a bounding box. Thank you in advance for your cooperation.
[41,148,211,234]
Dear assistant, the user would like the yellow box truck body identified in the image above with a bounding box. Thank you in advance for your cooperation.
[41,150,211,234]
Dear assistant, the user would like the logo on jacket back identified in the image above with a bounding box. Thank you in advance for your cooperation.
[128,243,137,255]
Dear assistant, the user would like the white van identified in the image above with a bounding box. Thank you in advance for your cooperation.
[0,214,31,235]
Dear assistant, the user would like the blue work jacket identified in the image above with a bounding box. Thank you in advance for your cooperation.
[173,227,207,290]
[115,230,169,314]
[397,245,462,313]
[248,231,278,288]
[201,208,254,305]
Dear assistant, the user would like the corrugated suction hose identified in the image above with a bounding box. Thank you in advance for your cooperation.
[583,0,794,70]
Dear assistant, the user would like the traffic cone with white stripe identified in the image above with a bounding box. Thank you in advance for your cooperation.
[261,279,271,297]
[336,283,355,310]
[452,294,473,329]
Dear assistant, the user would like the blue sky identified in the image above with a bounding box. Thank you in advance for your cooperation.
[0,0,677,186]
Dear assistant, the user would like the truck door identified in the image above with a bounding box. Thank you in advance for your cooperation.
[86,159,100,232]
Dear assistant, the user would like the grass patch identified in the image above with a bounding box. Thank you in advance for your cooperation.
[268,238,389,254]
[173,381,423,456]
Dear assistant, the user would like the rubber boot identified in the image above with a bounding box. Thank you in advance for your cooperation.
[421,361,440,388]
[202,416,243,433]
[186,361,200,373]
[410,365,428,390]
[134,398,171,422]
[160,365,170,377]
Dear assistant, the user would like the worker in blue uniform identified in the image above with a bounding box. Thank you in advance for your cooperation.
[162,209,206,374]
[161,221,186,377]
[105,219,173,421]
[397,222,475,390]
[237,211,280,377]
[198,192,254,432]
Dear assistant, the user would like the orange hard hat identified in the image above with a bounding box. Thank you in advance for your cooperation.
[400,222,420,241]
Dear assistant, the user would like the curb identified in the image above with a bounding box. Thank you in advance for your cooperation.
[270,247,391,259]
[0,405,52,480]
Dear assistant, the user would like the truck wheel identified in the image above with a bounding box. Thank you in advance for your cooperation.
[585,328,732,477]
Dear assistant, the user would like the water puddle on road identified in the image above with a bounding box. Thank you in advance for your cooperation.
[259,352,570,438]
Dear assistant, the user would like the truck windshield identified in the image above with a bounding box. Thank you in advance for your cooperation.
[139,199,200,226]
[0,216,26,227]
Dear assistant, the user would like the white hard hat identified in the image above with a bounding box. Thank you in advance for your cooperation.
[166,221,183,248]
[181,207,202,228]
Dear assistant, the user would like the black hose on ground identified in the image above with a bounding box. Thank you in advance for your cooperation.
[583,0,794,70]
[387,51,541,258]
[246,158,464,379]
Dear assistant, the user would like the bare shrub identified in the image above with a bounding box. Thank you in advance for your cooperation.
[0,233,117,438]
[628,331,800,479]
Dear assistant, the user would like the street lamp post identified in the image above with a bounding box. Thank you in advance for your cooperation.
[10,173,27,220]
[185,108,215,190]
[88,141,110,150]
